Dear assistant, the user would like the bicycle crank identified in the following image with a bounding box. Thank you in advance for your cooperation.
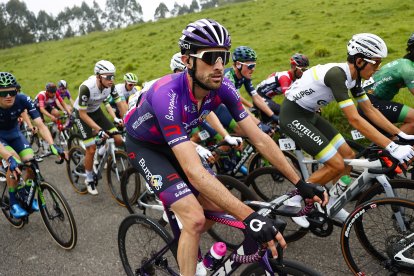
[307,212,333,237]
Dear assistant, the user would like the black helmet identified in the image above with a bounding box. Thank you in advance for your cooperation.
[46,82,57,93]
[290,53,309,67]
[0,72,18,89]
[408,33,414,48]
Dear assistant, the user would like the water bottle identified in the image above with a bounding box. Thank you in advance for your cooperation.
[239,165,248,175]
[202,242,227,271]
[329,175,352,198]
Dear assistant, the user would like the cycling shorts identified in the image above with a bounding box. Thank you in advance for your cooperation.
[74,108,116,146]
[0,128,34,159]
[358,93,409,124]
[37,105,56,121]
[125,134,215,207]
[279,99,345,163]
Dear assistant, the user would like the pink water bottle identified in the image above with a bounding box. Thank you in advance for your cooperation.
[202,242,227,270]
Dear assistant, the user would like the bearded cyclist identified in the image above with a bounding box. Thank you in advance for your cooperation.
[0,72,65,218]
[73,60,127,195]
[124,18,327,275]
[358,32,414,135]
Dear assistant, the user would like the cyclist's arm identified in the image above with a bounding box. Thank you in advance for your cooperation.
[0,143,13,161]
[237,116,301,184]
[32,117,54,145]
[115,100,127,118]
[205,112,229,138]
[20,110,34,130]
[172,140,254,221]
[39,106,56,121]
[240,95,253,108]
[104,102,117,120]
[56,97,71,114]
[251,94,274,116]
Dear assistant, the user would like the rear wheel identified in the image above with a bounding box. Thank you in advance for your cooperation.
[0,171,24,228]
[39,182,77,250]
[66,146,87,194]
[120,167,142,214]
[118,214,179,276]
[106,150,134,206]
[241,258,323,276]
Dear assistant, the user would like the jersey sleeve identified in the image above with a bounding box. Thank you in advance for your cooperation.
[401,62,414,90]
[151,89,189,147]
[111,85,123,103]
[278,75,292,94]
[243,78,258,96]
[22,95,40,119]
[78,85,91,110]
[56,93,64,103]
[37,93,46,108]
[218,79,249,122]
[324,67,356,109]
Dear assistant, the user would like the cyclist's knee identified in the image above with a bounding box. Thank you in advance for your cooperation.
[114,135,123,146]
[86,144,96,154]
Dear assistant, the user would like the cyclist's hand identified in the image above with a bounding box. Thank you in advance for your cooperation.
[195,145,214,163]
[270,114,279,124]
[7,156,21,179]
[50,144,66,160]
[51,116,58,123]
[224,135,242,147]
[97,129,109,139]
[386,142,414,164]
[295,180,328,206]
[243,212,286,258]
[257,122,273,135]
[30,126,38,134]
[114,117,124,127]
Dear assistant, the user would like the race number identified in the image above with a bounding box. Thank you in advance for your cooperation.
[279,138,296,151]
[351,130,365,140]
[198,130,210,141]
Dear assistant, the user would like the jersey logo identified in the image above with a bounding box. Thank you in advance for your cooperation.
[164,125,181,137]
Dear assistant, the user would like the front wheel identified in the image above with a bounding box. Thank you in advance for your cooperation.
[240,258,323,276]
[0,171,24,228]
[120,167,142,214]
[39,181,77,250]
[106,150,134,206]
[118,214,179,276]
[66,145,87,194]
[341,197,414,275]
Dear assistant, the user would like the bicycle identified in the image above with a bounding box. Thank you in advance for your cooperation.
[66,130,138,206]
[118,191,323,275]
[0,152,77,250]
[245,148,414,243]
[341,197,414,275]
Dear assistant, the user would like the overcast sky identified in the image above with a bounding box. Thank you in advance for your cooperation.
[0,0,193,21]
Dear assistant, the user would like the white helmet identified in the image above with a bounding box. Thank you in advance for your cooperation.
[58,80,67,88]
[347,33,387,58]
[170,52,186,72]
[94,60,116,75]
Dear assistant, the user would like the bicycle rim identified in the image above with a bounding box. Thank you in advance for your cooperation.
[106,150,132,206]
[118,214,179,276]
[341,197,414,275]
[121,167,142,214]
[66,146,87,194]
[39,182,77,250]
[0,172,24,228]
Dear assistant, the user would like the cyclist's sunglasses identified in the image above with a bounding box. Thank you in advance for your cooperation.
[296,66,308,72]
[190,50,231,66]
[101,74,115,81]
[239,62,256,70]
[363,58,382,68]
[0,89,17,97]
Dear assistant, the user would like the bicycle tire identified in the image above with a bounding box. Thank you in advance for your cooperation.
[340,197,414,275]
[39,181,77,250]
[66,145,88,194]
[121,167,142,214]
[244,166,309,243]
[207,175,260,249]
[0,171,24,228]
[106,150,134,206]
[67,133,84,150]
[118,214,179,276]
[30,134,41,155]
[356,179,414,206]
[240,258,323,276]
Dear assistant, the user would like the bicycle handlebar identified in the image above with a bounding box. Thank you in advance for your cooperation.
[95,130,125,146]
[367,150,400,174]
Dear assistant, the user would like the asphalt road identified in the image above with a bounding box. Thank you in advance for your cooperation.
[0,157,352,276]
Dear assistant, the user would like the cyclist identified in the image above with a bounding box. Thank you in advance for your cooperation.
[73,60,127,195]
[57,80,75,113]
[256,53,309,120]
[359,32,414,134]
[225,46,279,125]
[170,52,186,73]
[0,72,64,218]
[124,18,327,275]
[279,33,414,225]
[35,82,72,122]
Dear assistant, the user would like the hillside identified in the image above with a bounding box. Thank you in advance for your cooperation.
[1,0,413,135]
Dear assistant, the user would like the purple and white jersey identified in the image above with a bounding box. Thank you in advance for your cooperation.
[125,72,248,147]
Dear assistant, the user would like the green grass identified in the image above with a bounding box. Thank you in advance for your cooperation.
[1,0,413,139]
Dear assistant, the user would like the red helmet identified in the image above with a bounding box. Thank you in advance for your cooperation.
[290,53,309,67]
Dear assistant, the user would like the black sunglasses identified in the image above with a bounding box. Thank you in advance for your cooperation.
[101,75,115,81]
[0,90,17,97]
[190,51,231,66]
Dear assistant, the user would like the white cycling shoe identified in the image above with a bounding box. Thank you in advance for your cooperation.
[283,197,310,228]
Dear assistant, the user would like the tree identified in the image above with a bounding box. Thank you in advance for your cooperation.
[105,0,143,29]
[189,0,200,13]
[200,0,219,9]
[154,2,168,20]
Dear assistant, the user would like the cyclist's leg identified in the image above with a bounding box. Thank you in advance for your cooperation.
[125,137,206,275]
[399,105,414,134]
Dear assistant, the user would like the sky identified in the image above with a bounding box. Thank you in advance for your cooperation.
[0,0,194,21]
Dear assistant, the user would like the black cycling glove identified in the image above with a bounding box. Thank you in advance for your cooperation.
[270,114,279,123]
[257,122,272,134]
[243,212,278,244]
[295,179,325,201]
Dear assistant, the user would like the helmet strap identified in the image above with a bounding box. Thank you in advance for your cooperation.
[98,76,108,90]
